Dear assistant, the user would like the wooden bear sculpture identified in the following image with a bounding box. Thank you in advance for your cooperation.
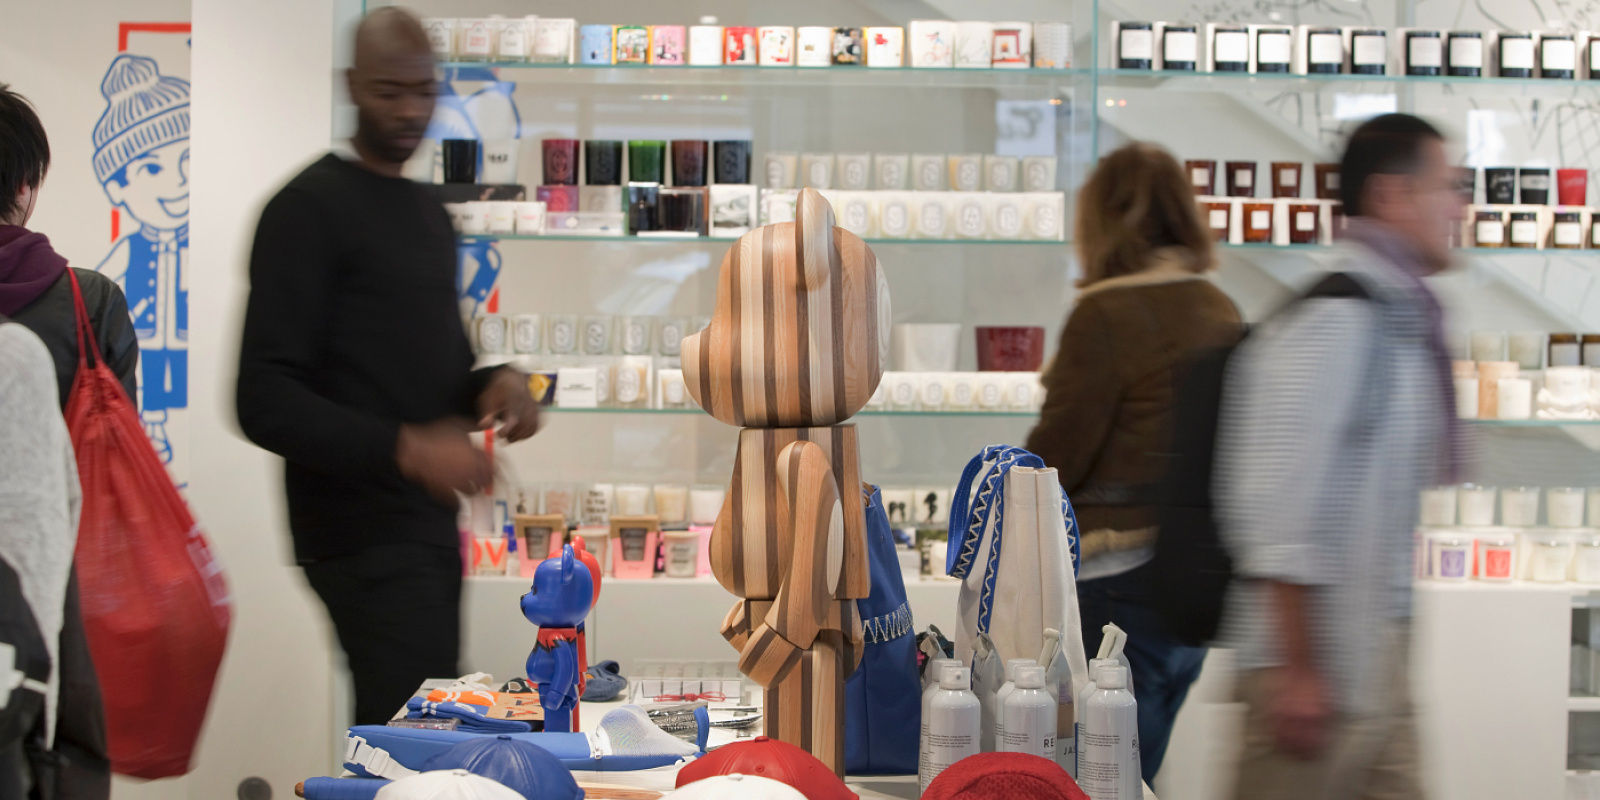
[682,188,889,775]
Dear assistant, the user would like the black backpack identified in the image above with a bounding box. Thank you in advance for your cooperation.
[1146,273,1369,647]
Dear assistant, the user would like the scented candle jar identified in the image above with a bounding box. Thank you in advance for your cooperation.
[1508,212,1539,248]
[1499,32,1535,78]
[1529,533,1573,583]
[628,140,666,184]
[661,530,700,578]
[1429,534,1472,581]
[1584,334,1600,366]
[1456,167,1477,204]
[1203,201,1231,241]
[1458,484,1497,526]
[1242,202,1273,243]
[1271,162,1301,198]
[1454,376,1478,417]
[1550,487,1587,528]
[1589,488,1600,527]
[1187,160,1217,195]
[1542,33,1577,79]
[1226,161,1256,197]
[1478,531,1516,582]
[1470,331,1508,362]
[1307,27,1344,73]
[1448,31,1483,76]
[1163,25,1199,71]
[1213,26,1249,71]
[1502,486,1541,527]
[1551,333,1581,367]
[542,139,580,185]
[1350,29,1387,74]
[1314,164,1340,200]
[1406,30,1442,76]
[1288,203,1320,244]
[1519,168,1551,204]
[1554,212,1584,249]
[671,140,708,187]
[1591,38,1600,80]
[1558,168,1588,205]
[1476,360,1519,418]
[1509,331,1545,370]
[1485,168,1517,204]
[1255,27,1292,73]
[1576,534,1600,583]
[1118,22,1154,69]
[1473,210,1505,248]
[1420,486,1458,526]
[1498,376,1533,419]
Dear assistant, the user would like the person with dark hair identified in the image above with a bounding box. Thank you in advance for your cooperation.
[1216,113,1465,798]
[0,83,126,800]
[1025,142,1243,782]
[236,7,541,726]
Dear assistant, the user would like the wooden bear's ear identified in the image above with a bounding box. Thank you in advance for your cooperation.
[794,188,835,292]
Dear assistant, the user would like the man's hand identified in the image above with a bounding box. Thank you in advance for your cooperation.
[1264,664,1332,758]
[395,419,491,505]
[477,367,541,442]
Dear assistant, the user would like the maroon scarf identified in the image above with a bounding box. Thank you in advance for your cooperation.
[0,225,69,316]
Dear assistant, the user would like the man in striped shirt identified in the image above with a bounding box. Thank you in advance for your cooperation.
[1217,114,1465,799]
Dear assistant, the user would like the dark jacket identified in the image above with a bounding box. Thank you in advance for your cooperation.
[1025,251,1243,573]
[10,268,139,410]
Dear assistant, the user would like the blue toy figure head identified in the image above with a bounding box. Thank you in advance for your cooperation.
[520,544,594,628]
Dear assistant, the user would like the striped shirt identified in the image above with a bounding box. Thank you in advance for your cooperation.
[1214,230,1447,714]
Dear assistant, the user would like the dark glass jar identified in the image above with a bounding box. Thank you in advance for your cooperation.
[1591,39,1600,80]
[1119,22,1154,69]
[1243,202,1274,243]
[1519,168,1551,205]
[1456,167,1477,205]
[1542,34,1576,79]
[1350,29,1387,75]
[1162,25,1198,71]
[1289,203,1321,244]
[1485,167,1517,204]
[626,182,660,233]
[1508,211,1539,248]
[1186,159,1217,195]
[1213,26,1249,71]
[1307,27,1344,73]
[1474,210,1505,248]
[1447,31,1483,77]
[1255,27,1293,73]
[1314,163,1341,200]
[1554,211,1584,249]
[1226,160,1256,198]
[1499,32,1535,78]
[1203,201,1231,241]
[1550,333,1581,367]
[1406,30,1442,76]
[1271,161,1302,198]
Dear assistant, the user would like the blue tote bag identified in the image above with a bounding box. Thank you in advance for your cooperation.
[843,484,922,775]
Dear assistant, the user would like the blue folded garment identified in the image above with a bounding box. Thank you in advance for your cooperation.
[404,697,532,734]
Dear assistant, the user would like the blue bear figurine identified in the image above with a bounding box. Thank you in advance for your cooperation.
[521,544,595,733]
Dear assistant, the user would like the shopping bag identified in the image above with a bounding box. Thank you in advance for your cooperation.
[945,445,1088,709]
[843,485,921,775]
[62,270,230,778]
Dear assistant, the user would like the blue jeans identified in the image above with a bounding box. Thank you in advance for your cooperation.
[1078,564,1207,783]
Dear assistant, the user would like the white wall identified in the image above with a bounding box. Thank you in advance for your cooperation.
[164,1,349,797]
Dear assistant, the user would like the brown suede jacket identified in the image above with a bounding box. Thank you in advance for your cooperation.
[1025,250,1243,570]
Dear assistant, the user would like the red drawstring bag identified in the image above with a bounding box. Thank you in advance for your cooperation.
[62,270,231,778]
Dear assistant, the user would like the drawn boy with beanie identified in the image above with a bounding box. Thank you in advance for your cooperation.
[92,54,190,466]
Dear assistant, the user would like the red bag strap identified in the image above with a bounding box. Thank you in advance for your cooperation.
[65,268,101,370]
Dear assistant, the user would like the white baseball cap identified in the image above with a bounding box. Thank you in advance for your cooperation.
[375,770,525,800]
[669,774,809,800]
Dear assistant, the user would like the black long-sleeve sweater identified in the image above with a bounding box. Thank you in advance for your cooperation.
[237,154,485,562]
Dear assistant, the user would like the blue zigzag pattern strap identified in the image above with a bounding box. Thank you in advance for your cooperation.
[945,445,1083,637]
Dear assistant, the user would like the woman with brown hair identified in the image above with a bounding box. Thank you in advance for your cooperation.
[1025,142,1243,782]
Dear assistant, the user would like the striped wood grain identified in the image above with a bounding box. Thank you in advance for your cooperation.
[682,188,890,428]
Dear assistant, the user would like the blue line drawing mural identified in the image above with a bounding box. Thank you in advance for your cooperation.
[92,53,190,467]
[433,75,519,318]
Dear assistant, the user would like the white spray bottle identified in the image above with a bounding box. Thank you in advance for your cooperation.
[1038,628,1074,773]
[919,658,959,781]
[920,665,982,794]
[992,657,1037,749]
[999,664,1058,760]
[971,633,1005,752]
[1080,663,1141,800]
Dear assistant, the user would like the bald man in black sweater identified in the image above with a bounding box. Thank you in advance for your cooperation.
[236,8,540,724]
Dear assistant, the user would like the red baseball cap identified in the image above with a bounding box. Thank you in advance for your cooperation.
[923,753,1089,800]
[674,737,858,800]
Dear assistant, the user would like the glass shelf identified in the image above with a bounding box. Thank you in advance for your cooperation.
[462,234,1068,246]
[1467,419,1600,427]
[1220,243,1598,257]
[440,62,1090,89]
[1098,68,1600,97]
[539,406,1039,419]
